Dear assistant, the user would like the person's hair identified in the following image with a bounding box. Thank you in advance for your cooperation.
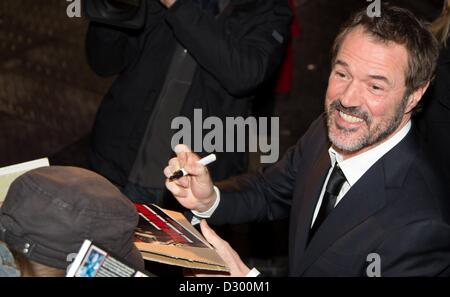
[430,0,450,47]
[12,250,66,277]
[331,5,440,108]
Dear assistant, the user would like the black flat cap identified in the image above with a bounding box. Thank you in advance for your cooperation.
[0,166,144,271]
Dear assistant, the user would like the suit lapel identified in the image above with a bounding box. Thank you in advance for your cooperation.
[291,145,330,274]
[295,160,387,275]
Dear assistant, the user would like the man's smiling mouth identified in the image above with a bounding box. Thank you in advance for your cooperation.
[338,110,364,123]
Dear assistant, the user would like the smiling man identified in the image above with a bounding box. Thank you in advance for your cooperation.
[326,26,424,159]
[164,6,450,276]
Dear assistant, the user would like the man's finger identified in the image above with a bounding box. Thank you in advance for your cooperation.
[200,220,224,248]
[163,166,172,178]
[178,152,188,169]
[165,166,190,187]
[165,181,188,198]
[168,157,180,171]
[177,175,190,188]
[184,154,208,178]
[174,144,191,154]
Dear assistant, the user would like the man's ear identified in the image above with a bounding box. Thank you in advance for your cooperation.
[405,81,430,114]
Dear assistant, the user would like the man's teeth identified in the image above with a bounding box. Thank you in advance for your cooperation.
[339,111,363,123]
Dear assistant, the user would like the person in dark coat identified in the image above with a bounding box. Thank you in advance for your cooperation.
[86,0,292,204]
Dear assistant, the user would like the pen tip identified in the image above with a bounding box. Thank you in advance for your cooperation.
[169,170,184,182]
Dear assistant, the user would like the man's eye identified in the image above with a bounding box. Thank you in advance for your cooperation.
[371,85,383,91]
[336,72,346,78]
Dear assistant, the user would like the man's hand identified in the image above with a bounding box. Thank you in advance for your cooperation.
[164,144,216,213]
[189,220,251,277]
[160,0,177,8]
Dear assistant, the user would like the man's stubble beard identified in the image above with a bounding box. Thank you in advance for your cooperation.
[326,95,409,154]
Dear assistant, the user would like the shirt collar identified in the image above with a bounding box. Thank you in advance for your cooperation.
[328,121,412,186]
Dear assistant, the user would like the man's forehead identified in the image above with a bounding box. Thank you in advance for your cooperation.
[338,27,408,60]
[334,27,409,79]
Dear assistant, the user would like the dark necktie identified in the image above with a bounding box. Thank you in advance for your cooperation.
[308,164,347,243]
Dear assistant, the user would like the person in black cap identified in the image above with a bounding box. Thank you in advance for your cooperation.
[0,166,145,277]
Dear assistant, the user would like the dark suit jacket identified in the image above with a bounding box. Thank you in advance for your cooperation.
[209,115,450,276]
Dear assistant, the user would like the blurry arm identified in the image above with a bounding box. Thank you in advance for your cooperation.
[85,1,167,76]
[206,136,304,225]
[165,0,292,96]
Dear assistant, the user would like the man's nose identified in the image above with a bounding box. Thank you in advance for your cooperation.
[339,81,361,108]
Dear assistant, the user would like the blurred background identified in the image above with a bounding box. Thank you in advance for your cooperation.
[0,0,443,276]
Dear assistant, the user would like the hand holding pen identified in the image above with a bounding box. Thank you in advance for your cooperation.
[169,154,216,181]
[164,144,217,213]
